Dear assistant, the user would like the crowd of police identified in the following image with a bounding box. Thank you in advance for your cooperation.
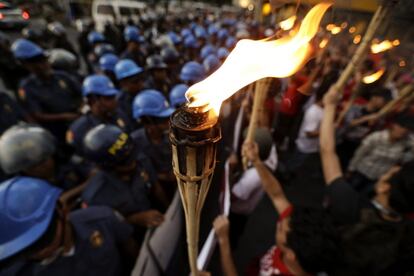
[0,5,414,276]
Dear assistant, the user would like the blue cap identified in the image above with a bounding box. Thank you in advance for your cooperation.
[169,84,189,107]
[82,74,119,97]
[11,38,44,60]
[132,89,175,119]
[181,28,192,38]
[124,26,143,43]
[0,177,62,260]
[217,47,230,59]
[200,44,216,60]
[203,54,220,73]
[180,61,206,82]
[208,25,218,35]
[87,31,105,44]
[168,31,182,44]
[115,59,144,80]
[225,37,237,49]
[94,43,115,58]
[99,53,119,72]
[194,26,207,39]
[217,29,229,40]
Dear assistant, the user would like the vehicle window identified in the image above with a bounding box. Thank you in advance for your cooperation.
[119,7,131,16]
[97,4,115,16]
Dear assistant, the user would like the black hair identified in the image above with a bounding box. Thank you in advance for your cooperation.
[286,206,340,274]
[334,211,404,276]
[369,87,392,101]
[315,69,340,102]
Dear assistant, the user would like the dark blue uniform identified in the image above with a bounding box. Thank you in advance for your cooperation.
[67,111,133,155]
[18,70,82,140]
[117,90,135,123]
[0,206,132,276]
[82,156,156,216]
[131,128,172,175]
[0,92,25,135]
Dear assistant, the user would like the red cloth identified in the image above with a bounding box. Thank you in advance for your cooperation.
[279,76,309,116]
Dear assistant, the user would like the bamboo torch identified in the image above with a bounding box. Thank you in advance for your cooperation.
[170,106,221,275]
[242,78,270,169]
[375,84,414,118]
[333,0,399,95]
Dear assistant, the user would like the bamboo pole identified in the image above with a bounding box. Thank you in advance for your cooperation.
[242,78,270,169]
[375,84,414,118]
[333,1,397,95]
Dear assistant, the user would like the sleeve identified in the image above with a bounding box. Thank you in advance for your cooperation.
[18,83,42,114]
[348,132,379,171]
[107,209,134,244]
[325,177,361,225]
[232,169,262,200]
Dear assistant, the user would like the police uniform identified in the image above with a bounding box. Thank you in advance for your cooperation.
[131,128,172,175]
[82,155,156,216]
[0,206,132,276]
[67,111,132,155]
[0,92,25,135]
[117,91,141,127]
[18,70,82,140]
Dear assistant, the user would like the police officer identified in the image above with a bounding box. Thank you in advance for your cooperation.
[86,31,106,73]
[131,90,177,200]
[47,22,78,57]
[179,61,206,86]
[82,125,167,232]
[12,39,82,142]
[145,54,171,96]
[0,176,138,276]
[67,75,132,155]
[203,54,220,75]
[217,47,229,63]
[0,92,27,135]
[160,47,182,86]
[121,26,145,67]
[99,53,119,85]
[183,35,200,61]
[169,84,189,108]
[48,49,82,82]
[0,125,82,190]
[115,59,145,122]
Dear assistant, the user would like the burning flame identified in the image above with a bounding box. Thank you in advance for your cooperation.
[399,60,406,67]
[326,24,335,31]
[186,3,332,114]
[319,38,329,49]
[371,40,399,54]
[349,26,356,34]
[362,69,385,84]
[353,35,361,44]
[279,15,297,31]
[330,26,342,35]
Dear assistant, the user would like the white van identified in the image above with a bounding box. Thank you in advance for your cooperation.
[92,0,148,32]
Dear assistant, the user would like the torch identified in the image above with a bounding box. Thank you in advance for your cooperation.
[169,105,221,275]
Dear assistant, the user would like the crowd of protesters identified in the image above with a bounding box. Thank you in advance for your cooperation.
[0,2,413,276]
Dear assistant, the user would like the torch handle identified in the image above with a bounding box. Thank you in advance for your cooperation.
[333,4,390,94]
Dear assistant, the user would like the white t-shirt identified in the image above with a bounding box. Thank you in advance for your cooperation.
[295,104,324,153]
[231,145,278,215]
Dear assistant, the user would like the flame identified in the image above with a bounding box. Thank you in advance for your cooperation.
[371,40,399,54]
[362,69,385,84]
[399,60,406,67]
[319,38,329,49]
[349,26,356,33]
[186,3,332,114]
[353,35,361,44]
[279,15,297,31]
[330,26,342,35]
[326,24,335,31]
[341,22,348,29]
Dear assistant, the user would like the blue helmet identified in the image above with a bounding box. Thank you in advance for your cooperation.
[83,124,135,167]
[99,53,119,72]
[169,84,189,108]
[180,28,192,38]
[208,25,218,35]
[11,38,44,60]
[82,75,119,97]
[94,43,115,58]
[132,90,175,119]
[87,31,105,44]
[168,31,182,45]
[184,35,199,49]
[124,26,143,43]
[203,54,220,73]
[200,44,216,60]
[225,37,237,49]
[0,176,62,260]
[115,59,144,80]
[217,47,229,59]
[217,29,229,40]
[194,26,207,39]
[180,61,206,83]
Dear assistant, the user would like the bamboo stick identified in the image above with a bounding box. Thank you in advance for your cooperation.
[376,84,414,118]
[333,2,396,95]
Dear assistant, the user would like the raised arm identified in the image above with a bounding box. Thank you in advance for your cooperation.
[242,141,290,213]
[213,216,238,276]
[320,86,343,184]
